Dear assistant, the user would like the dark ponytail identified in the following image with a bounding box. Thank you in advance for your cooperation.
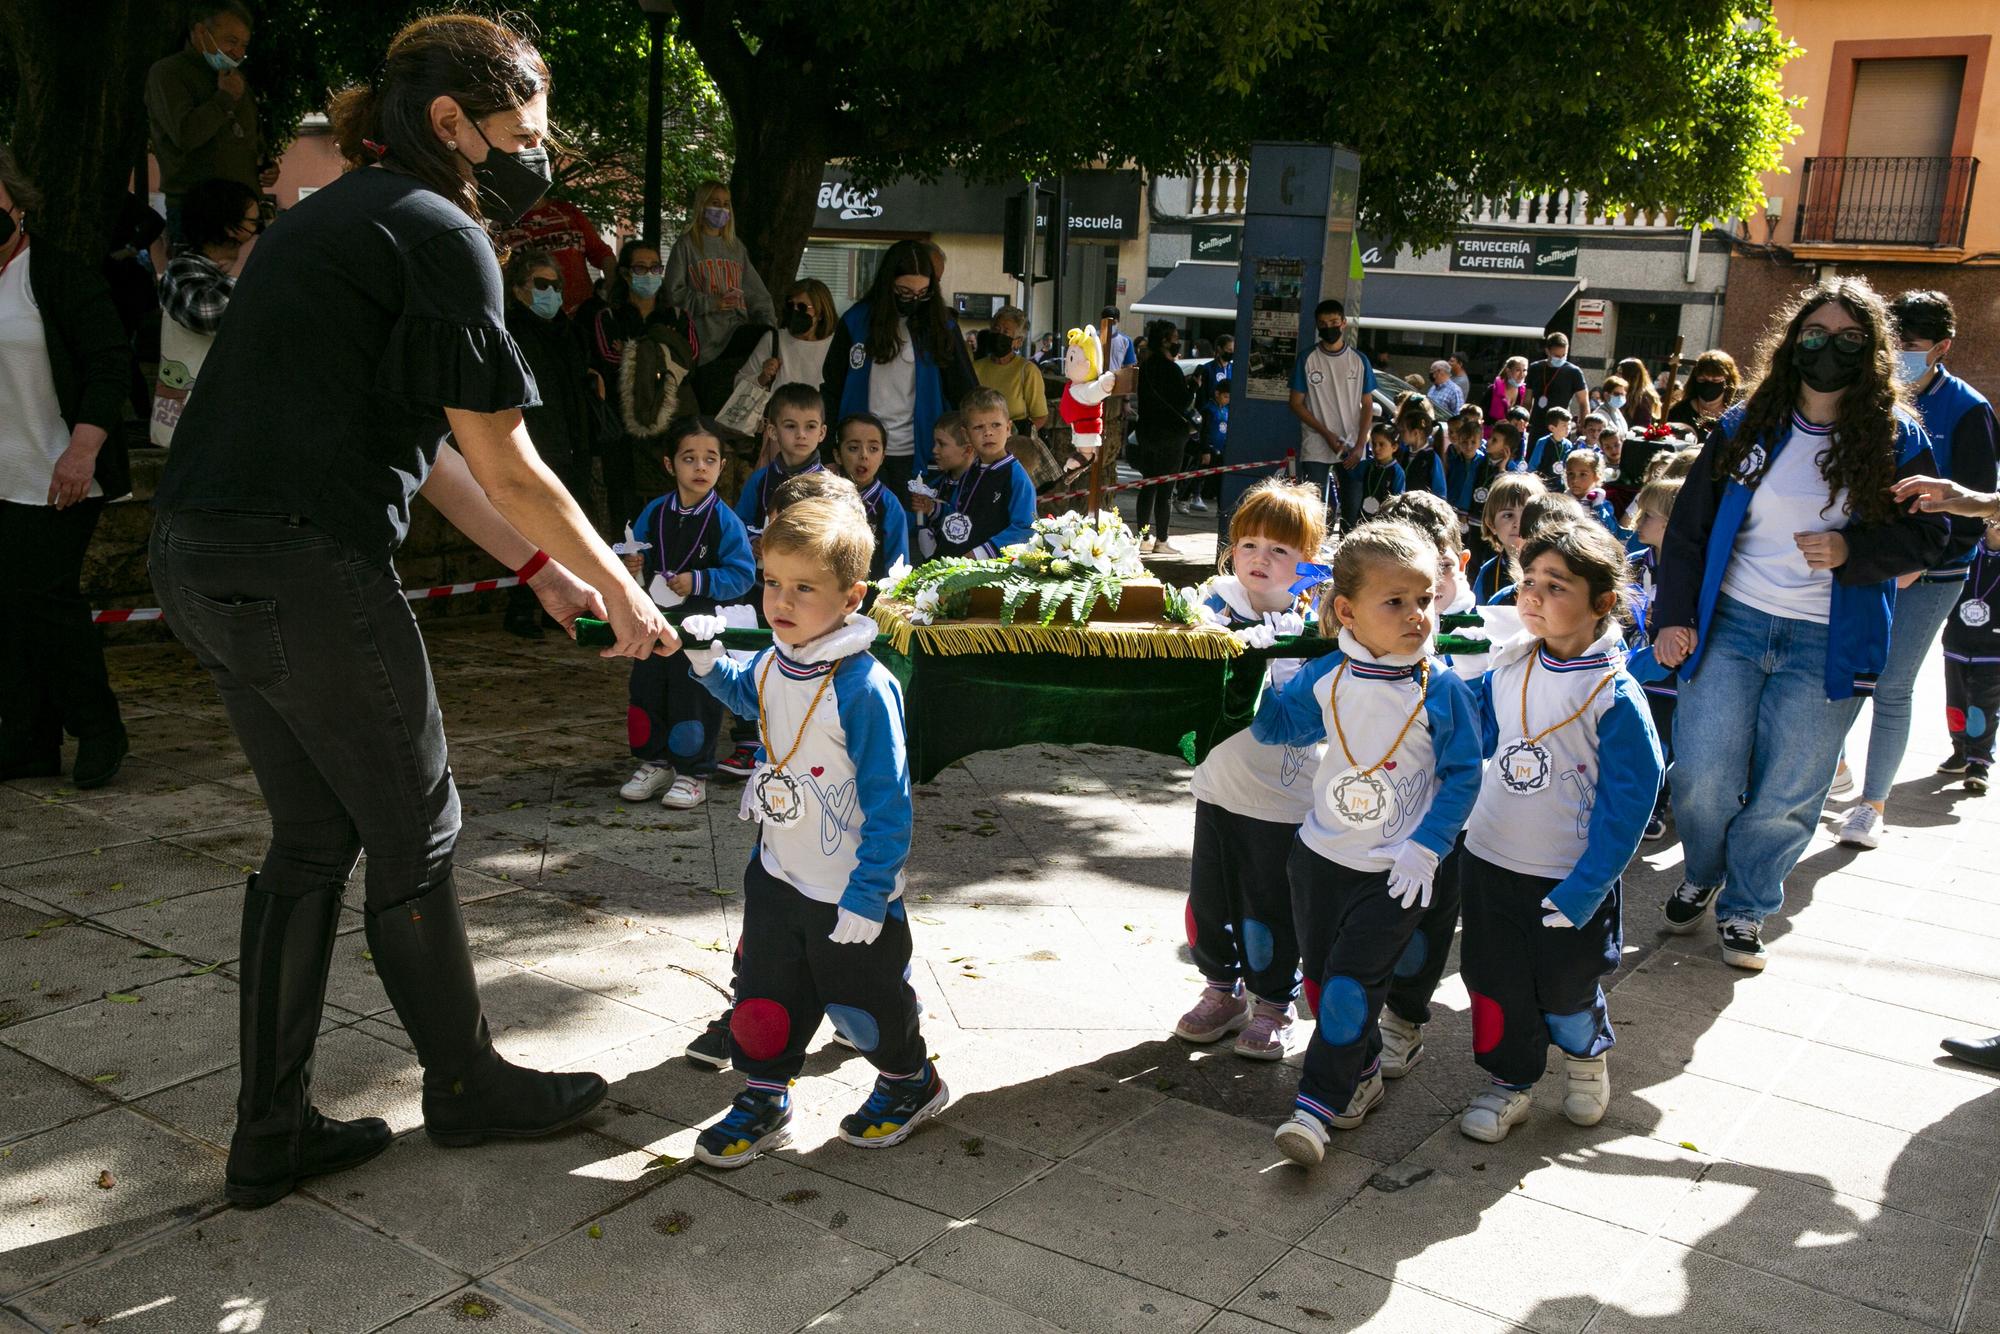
[328,14,548,227]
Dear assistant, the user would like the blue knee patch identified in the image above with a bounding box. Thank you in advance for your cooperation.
[824,1003,880,1052]
[1316,975,1369,1046]
[1240,918,1274,973]
[667,720,707,758]
[1392,933,1428,978]
[1544,1008,1601,1055]
[1970,706,1988,740]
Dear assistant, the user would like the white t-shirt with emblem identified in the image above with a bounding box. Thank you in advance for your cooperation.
[867,316,919,458]
[1718,414,1849,625]
[1290,342,1376,465]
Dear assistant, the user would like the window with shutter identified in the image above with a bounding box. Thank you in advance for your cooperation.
[1832,57,1969,243]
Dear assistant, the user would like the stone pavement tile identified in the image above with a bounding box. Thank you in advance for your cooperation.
[1600,995,1812,1095]
[1765,899,1911,954]
[1565,1065,1761,1156]
[138,1024,424,1149]
[321,931,392,1019]
[942,1064,1164,1160]
[814,1265,1070,1334]
[0,758,186,806]
[460,888,647,967]
[0,1309,35,1331]
[535,849,723,925]
[1839,951,2000,1030]
[1070,1099,1369,1244]
[1657,1159,1978,1328]
[1297,1167,1638,1333]
[462,729,607,771]
[94,884,249,967]
[1199,1317,1294,1334]
[533,928,737,1027]
[1963,1240,2000,1334]
[1403,1114,1706,1235]
[0,1107,221,1296]
[15,1194,457,1334]
[1806,873,2000,940]
[69,780,266,840]
[1609,951,1835,1042]
[0,905,187,1030]
[1229,1249,1521,1333]
[492,1173,888,1334]
[782,1114,1054,1220]
[1717,1092,1994,1231]
[0,1044,109,1147]
[704,1156,953,1260]
[163,820,271,871]
[370,961,679,1073]
[1,974,238,1100]
[583,1022,856,1129]
[914,1223,1215,1334]
[373,1286,569,1333]
[1765,1038,2000,1147]
[1592,1239,1940,1334]
[0,800,146,870]
[314,1125,669,1273]
[975,1162,1288,1305]
[0,840,242,917]
[1880,915,2000,983]
[1813,991,2000,1073]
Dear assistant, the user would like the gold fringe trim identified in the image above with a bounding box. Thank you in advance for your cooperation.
[871,601,1241,660]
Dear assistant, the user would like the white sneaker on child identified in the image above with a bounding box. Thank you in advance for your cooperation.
[1274,1110,1329,1166]
[660,775,706,809]
[1377,1011,1425,1078]
[1459,1086,1532,1143]
[620,762,674,802]
[1562,1055,1610,1126]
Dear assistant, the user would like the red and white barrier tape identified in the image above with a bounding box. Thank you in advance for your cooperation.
[91,575,522,625]
[1039,453,1294,508]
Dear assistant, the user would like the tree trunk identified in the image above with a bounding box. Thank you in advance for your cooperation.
[0,0,176,254]
[726,89,830,294]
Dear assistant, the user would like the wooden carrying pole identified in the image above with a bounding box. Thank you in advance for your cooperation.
[1089,316,1111,517]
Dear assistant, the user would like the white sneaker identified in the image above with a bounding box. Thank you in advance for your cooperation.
[1326,1069,1385,1130]
[1140,537,1158,554]
[1459,1086,1532,1143]
[1378,1011,1425,1079]
[1274,1110,1329,1166]
[620,762,674,802]
[660,775,706,809]
[1562,1054,1609,1126]
[1189,498,1209,514]
[1153,537,1180,556]
[1836,803,1883,849]
[1827,762,1856,800]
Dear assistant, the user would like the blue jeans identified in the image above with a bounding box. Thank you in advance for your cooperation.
[1298,460,1335,517]
[1672,596,1864,925]
[1859,577,1960,803]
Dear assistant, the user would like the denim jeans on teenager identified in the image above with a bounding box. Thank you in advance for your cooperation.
[1672,595,1864,925]
[1859,577,1960,803]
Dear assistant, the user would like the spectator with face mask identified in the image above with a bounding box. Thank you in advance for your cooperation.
[972,304,1048,435]
[666,180,774,367]
[145,1,278,244]
[1665,350,1740,429]
[1526,333,1590,438]
[493,196,616,315]
[577,239,699,528]
[738,277,836,393]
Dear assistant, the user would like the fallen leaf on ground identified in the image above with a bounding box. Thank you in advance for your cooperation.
[96,1170,115,1190]
[105,993,140,1004]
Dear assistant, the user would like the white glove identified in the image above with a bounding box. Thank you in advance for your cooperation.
[1540,897,1576,929]
[1265,609,1305,639]
[1386,841,1440,910]
[685,642,726,675]
[680,612,728,642]
[1232,622,1278,649]
[1448,639,1493,680]
[717,603,760,630]
[828,907,884,946]
[679,612,729,674]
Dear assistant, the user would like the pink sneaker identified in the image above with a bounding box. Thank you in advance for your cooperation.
[1174,985,1250,1044]
[1232,999,1295,1061]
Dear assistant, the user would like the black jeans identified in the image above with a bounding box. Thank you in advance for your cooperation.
[0,498,123,763]
[1133,435,1181,541]
[149,510,459,910]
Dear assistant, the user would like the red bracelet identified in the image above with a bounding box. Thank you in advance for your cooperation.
[515,550,551,583]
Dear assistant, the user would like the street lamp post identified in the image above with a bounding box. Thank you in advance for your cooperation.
[634,0,673,247]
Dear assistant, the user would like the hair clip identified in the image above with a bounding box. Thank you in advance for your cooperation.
[361,138,389,160]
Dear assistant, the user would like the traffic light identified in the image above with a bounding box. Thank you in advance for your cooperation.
[1003,184,1063,284]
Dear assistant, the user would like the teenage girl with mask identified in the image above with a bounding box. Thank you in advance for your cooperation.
[1651,277,1948,972]
[737,277,836,395]
[667,180,775,367]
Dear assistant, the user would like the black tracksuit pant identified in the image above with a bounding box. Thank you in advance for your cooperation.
[1185,801,1302,1005]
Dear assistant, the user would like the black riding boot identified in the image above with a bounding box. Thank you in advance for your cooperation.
[225,875,393,1208]
[364,877,608,1146]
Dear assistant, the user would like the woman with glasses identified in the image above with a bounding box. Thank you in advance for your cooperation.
[736,276,836,394]
[578,238,698,527]
[1649,278,1948,971]
[821,238,978,503]
[152,176,260,448]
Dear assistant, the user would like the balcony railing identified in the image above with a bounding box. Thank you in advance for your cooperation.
[1152,162,1250,219]
[1468,192,1683,230]
[1796,156,1978,248]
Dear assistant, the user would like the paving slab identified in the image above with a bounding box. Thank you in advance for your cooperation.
[0,1044,109,1148]
[913,1223,1216,1334]
[371,1286,571,1333]
[1591,1239,1940,1334]
[137,1023,424,1149]
[698,1154,953,1260]
[1229,1249,1522,1333]
[93,883,254,966]
[0,839,242,916]
[68,779,267,840]
[812,1264,1071,1333]
[0,903,189,1029]
[780,1114,1056,1220]
[14,1193,457,1334]
[0,799,147,870]
[1,974,238,1101]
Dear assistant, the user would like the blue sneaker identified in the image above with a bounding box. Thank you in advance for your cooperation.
[693,1085,792,1169]
[839,1065,949,1148]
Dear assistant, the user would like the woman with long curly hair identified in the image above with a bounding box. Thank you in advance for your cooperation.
[1649,277,1949,971]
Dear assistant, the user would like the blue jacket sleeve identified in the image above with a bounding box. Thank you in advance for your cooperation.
[1840,423,1951,584]
[1653,416,1731,632]
[970,460,1039,558]
[1252,653,1339,747]
[1941,404,2000,566]
[1389,463,1406,496]
[1361,357,1378,394]
[1546,680,1664,924]
[1290,352,1311,394]
[694,648,763,721]
[878,489,910,571]
[734,467,768,533]
[1411,670,1482,859]
[696,503,757,602]
[631,496,667,584]
[834,662,912,921]
[1472,669,1500,756]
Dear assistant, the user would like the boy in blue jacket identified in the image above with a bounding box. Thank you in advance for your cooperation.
[938,388,1038,559]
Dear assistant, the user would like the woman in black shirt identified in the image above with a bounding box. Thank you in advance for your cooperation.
[150,14,673,1209]
[1134,319,1194,553]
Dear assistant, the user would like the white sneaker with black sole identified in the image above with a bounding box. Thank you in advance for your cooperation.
[1718,917,1767,971]
[620,761,675,802]
[1836,803,1883,849]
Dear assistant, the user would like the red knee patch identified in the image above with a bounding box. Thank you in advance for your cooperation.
[1184,901,1198,948]
[1470,990,1504,1055]
[627,706,652,749]
[1301,976,1322,1017]
[730,997,791,1061]
[1948,706,1968,733]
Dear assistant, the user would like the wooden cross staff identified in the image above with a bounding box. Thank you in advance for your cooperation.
[1090,314,1112,518]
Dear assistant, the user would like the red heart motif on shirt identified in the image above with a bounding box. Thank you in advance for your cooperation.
[1383,761,1397,771]
[811,766,825,777]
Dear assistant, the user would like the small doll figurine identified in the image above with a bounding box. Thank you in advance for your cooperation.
[1058,326,1118,458]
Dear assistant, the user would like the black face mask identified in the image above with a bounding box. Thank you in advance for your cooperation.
[893,291,929,318]
[1794,339,1869,393]
[1216,347,1233,363]
[465,119,551,227]
[1164,341,1182,357]
[1317,326,1342,346]
[783,307,814,337]
[1690,378,1726,402]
